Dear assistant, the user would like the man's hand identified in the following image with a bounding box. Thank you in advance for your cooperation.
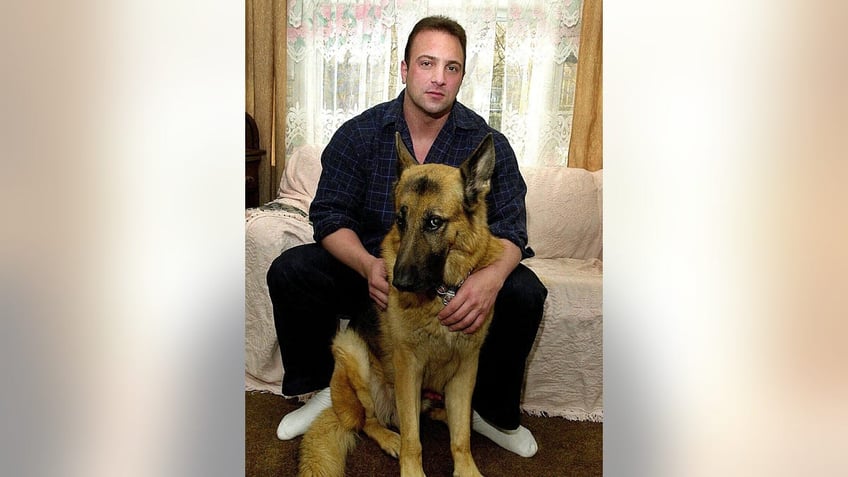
[437,266,503,334]
[437,239,521,334]
[366,257,389,310]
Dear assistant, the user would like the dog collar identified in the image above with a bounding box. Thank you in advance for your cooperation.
[435,282,462,306]
[435,270,472,306]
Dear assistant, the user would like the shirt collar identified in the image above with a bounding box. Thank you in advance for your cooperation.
[381,89,480,133]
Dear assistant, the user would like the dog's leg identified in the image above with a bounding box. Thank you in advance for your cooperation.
[444,356,484,477]
[394,348,426,477]
[355,379,400,458]
[363,417,401,458]
[333,329,402,458]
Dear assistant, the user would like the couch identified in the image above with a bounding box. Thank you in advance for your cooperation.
[245,145,603,421]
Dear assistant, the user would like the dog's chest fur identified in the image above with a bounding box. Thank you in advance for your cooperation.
[380,296,490,391]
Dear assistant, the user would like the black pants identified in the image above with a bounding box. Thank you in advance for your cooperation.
[267,243,546,430]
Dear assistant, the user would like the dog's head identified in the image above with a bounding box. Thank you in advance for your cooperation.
[388,132,496,293]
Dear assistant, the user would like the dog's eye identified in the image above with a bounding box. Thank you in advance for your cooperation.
[424,216,444,232]
[396,208,407,230]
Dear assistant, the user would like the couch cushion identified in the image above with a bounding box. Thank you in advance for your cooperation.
[521,166,602,260]
[521,256,603,420]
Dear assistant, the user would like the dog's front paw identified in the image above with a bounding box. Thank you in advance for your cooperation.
[452,457,483,477]
[400,465,427,477]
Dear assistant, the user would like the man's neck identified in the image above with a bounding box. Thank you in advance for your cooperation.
[402,96,450,142]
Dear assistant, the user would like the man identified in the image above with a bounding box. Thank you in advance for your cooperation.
[266,15,546,458]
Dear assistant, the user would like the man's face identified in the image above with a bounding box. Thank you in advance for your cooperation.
[401,29,464,119]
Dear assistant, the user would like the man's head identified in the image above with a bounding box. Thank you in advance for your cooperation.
[403,16,467,73]
[401,16,467,120]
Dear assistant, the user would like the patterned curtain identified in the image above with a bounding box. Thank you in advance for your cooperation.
[284,0,584,167]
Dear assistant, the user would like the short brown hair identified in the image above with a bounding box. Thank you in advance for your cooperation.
[403,16,467,72]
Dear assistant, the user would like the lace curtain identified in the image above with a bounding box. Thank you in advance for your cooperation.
[284,0,583,167]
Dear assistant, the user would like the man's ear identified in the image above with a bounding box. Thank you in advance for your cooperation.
[395,132,418,178]
[400,60,408,84]
[459,134,496,210]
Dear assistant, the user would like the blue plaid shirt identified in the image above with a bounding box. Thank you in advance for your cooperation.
[310,90,534,259]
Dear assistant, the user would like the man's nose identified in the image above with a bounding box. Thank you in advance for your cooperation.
[431,67,445,85]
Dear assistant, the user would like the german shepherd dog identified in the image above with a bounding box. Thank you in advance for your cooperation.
[298,133,502,477]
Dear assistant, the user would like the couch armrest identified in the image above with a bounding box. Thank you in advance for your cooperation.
[245,210,315,388]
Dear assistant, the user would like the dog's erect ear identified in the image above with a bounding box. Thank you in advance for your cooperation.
[460,134,496,209]
[395,132,418,178]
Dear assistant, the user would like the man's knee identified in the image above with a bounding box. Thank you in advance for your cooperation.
[267,244,322,291]
[500,264,548,315]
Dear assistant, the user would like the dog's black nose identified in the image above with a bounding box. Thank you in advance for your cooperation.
[392,267,428,293]
[392,275,419,292]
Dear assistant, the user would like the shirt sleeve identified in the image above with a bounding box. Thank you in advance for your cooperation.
[309,124,366,244]
[486,132,535,259]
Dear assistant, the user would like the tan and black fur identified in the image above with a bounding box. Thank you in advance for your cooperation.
[298,133,502,477]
